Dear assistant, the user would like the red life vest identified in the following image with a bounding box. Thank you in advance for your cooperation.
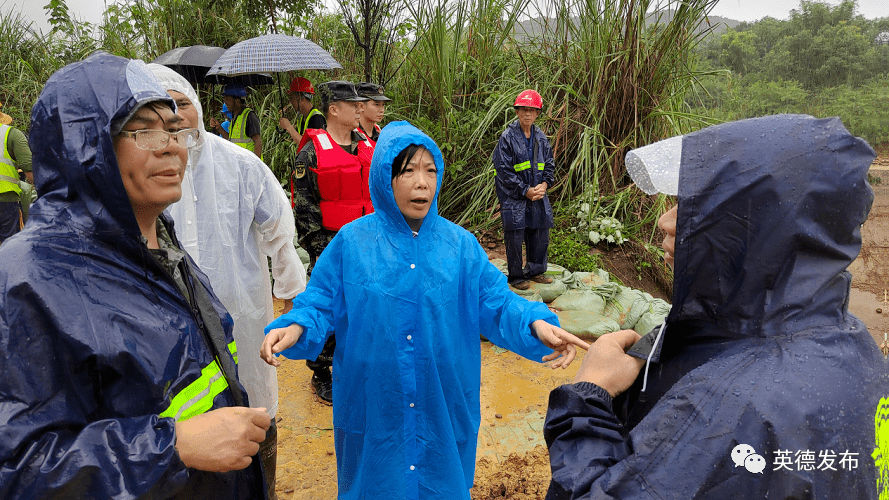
[307,129,374,231]
[355,124,382,144]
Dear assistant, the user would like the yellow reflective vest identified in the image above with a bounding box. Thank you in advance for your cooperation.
[230,107,261,160]
[297,108,323,135]
[0,125,22,196]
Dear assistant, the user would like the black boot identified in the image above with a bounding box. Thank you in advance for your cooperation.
[311,369,333,404]
[258,418,278,500]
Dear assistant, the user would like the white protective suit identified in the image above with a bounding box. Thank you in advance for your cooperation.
[149,64,307,418]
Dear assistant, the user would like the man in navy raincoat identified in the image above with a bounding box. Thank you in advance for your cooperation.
[492,90,555,289]
[0,52,269,498]
[544,114,889,499]
[262,121,587,499]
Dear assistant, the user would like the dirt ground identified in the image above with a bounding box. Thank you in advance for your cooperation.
[271,144,889,499]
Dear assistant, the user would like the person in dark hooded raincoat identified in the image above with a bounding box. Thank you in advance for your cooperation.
[544,114,889,499]
[0,52,269,499]
[261,121,589,499]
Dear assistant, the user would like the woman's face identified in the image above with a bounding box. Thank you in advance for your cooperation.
[392,148,437,220]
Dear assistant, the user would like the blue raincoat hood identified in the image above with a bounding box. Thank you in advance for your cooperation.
[368,120,445,232]
[268,121,558,499]
[669,114,874,341]
[29,51,175,243]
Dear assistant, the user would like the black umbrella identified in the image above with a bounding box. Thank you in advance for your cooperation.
[151,45,274,86]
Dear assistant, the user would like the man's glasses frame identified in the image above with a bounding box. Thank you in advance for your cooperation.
[117,128,199,151]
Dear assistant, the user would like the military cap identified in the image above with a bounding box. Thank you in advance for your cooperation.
[318,81,369,109]
[356,82,392,102]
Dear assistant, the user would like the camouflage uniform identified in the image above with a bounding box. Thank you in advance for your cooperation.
[289,129,365,272]
[290,130,367,373]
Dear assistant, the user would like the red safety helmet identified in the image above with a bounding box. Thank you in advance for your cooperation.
[289,77,315,94]
[514,89,542,109]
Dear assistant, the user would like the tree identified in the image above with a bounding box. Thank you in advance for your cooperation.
[718,30,760,74]
[337,0,414,84]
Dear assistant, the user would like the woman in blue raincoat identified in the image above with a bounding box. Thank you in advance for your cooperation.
[261,121,588,499]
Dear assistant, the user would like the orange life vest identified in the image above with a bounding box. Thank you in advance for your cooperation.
[307,129,374,231]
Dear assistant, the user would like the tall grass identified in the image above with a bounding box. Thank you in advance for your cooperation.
[2,0,720,291]
[387,0,717,232]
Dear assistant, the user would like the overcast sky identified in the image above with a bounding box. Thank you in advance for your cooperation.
[4,0,887,35]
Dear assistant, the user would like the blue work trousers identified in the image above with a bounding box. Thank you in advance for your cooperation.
[504,227,549,284]
[0,201,21,244]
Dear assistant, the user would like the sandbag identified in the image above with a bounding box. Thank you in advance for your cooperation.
[601,286,645,327]
[559,269,610,291]
[555,310,621,341]
[490,258,508,275]
[510,286,543,302]
[530,279,567,303]
[550,290,606,315]
[634,299,671,336]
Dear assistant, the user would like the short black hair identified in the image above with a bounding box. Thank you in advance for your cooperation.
[391,144,427,181]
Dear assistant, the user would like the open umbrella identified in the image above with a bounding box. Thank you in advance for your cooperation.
[152,45,274,86]
[206,34,342,77]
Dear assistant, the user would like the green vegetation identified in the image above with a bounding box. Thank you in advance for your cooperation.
[692,0,889,145]
[11,0,885,296]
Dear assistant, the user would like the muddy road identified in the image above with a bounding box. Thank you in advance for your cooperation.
[270,149,888,499]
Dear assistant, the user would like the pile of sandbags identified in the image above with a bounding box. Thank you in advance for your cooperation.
[490,259,670,342]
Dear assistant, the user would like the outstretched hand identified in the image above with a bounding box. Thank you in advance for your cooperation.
[259,324,304,367]
[532,320,590,369]
[573,329,645,397]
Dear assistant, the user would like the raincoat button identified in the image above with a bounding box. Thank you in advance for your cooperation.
[407,335,412,340]
[410,264,415,269]
[187,220,193,225]
[410,465,415,471]
[410,403,415,407]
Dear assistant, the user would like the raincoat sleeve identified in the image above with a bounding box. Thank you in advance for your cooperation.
[475,241,554,361]
[252,162,306,300]
[540,132,555,187]
[264,233,343,361]
[8,128,32,172]
[493,130,529,199]
[543,382,630,499]
[0,295,188,499]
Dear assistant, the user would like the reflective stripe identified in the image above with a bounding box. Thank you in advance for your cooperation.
[160,360,229,421]
[158,341,238,421]
[513,161,531,172]
[228,340,238,364]
[537,163,545,170]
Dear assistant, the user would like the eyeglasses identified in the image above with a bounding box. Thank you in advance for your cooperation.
[117,128,199,151]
